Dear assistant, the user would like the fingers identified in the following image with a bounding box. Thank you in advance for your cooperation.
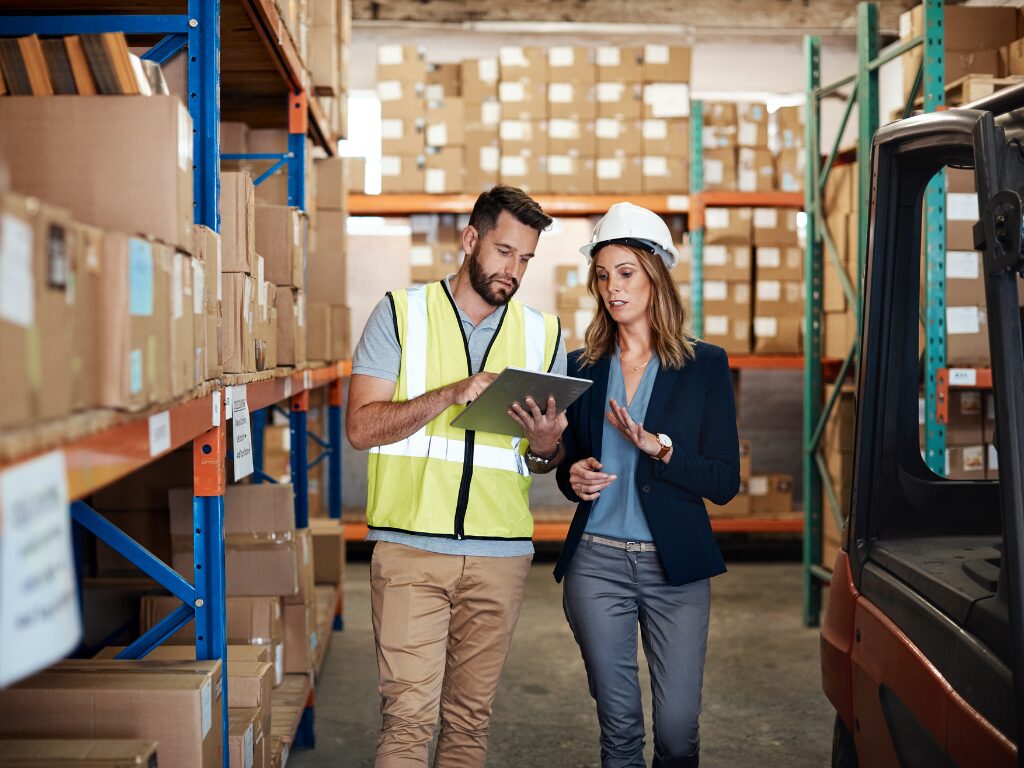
[508,401,535,428]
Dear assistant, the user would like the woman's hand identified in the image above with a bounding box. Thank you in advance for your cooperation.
[569,457,616,501]
[606,399,667,460]
[509,395,567,457]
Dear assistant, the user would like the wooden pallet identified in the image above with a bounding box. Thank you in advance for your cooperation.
[910,73,1024,111]
[270,672,313,768]
[313,583,339,676]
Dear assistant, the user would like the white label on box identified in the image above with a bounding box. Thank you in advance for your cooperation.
[411,245,434,266]
[297,294,306,327]
[737,283,752,303]
[597,82,624,102]
[499,81,526,102]
[705,209,730,229]
[193,260,204,315]
[549,46,575,67]
[962,445,985,472]
[0,451,79,688]
[172,254,183,320]
[644,44,670,65]
[257,255,264,290]
[757,281,782,301]
[949,368,978,386]
[667,195,687,212]
[501,155,528,177]
[242,278,252,330]
[643,156,669,177]
[231,385,254,481]
[381,119,404,140]
[597,158,622,179]
[500,47,528,68]
[201,678,212,737]
[381,156,402,177]
[129,240,154,317]
[947,306,981,335]
[129,349,143,394]
[757,247,781,269]
[595,118,620,139]
[645,83,689,118]
[425,169,447,193]
[244,724,254,768]
[0,213,34,328]
[212,393,221,427]
[148,411,171,457]
[378,44,404,66]
[178,102,191,173]
[739,169,757,192]
[748,475,769,496]
[426,123,448,147]
[947,251,980,280]
[549,83,574,103]
[704,245,728,266]
[548,156,573,175]
[425,84,444,102]
[478,58,498,83]
[947,193,979,221]
[704,315,729,336]
[481,101,500,126]
[642,119,668,140]
[549,119,577,139]
[480,146,500,172]
[704,281,728,301]
[704,159,724,185]
[754,317,779,337]
[754,208,778,229]
[738,122,758,147]
[597,47,621,67]
[500,121,527,141]
[224,385,233,420]
[377,80,403,102]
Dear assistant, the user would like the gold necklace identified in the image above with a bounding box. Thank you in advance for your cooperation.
[619,351,652,371]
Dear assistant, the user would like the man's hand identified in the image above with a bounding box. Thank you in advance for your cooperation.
[509,395,567,457]
[569,457,616,501]
[446,371,498,406]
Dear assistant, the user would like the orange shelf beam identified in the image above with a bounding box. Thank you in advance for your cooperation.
[689,191,804,228]
[349,194,690,217]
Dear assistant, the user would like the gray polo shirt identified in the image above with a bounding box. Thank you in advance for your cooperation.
[351,276,568,557]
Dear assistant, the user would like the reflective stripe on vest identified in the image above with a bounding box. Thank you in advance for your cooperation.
[366,281,560,539]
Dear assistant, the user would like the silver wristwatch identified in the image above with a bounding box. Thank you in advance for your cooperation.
[526,442,559,465]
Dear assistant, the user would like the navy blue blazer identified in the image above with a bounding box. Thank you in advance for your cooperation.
[554,341,740,587]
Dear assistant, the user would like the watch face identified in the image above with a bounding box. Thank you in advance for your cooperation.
[658,433,672,448]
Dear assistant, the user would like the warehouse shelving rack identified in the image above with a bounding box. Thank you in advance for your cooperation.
[802,0,944,625]
[0,2,343,761]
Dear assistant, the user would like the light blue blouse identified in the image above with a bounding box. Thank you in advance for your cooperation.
[584,351,661,542]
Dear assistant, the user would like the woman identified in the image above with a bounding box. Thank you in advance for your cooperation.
[555,202,739,768]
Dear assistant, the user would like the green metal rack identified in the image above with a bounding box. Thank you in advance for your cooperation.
[802,0,945,626]
[689,100,705,336]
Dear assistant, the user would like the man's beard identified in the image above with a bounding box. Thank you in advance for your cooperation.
[468,245,519,306]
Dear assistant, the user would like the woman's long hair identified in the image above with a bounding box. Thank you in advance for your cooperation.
[579,244,697,370]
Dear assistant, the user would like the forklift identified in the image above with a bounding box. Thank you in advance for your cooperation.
[821,82,1024,766]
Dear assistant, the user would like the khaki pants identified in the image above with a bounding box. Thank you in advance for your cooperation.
[370,541,533,768]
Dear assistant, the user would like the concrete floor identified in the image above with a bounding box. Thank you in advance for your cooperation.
[290,557,833,767]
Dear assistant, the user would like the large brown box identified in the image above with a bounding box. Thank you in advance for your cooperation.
[749,474,794,515]
[642,118,689,158]
[701,148,736,192]
[461,58,499,103]
[596,46,643,81]
[946,444,986,480]
[314,156,349,211]
[307,209,347,304]
[426,62,462,101]
[309,22,340,96]
[738,148,775,193]
[945,390,984,446]
[425,147,466,194]
[38,205,79,420]
[221,273,256,373]
[464,100,501,132]
[96,644,270,664]
[276,288,306,367]
[170,252,198,396]
[823,310,857,359]
[306,301,332,362]
[192,226,223,379]
[500,153,547,194]
[642,44,691,82]
[596,81,643,120]
[230,707,266,768]
[547,82,597,120]
[703,207,752,245]
[754,280,804,318]
[775,106,805,150]
[499,46,547,82]
[310,518,346,585]
[703,244,752,281]
[426,98,465,147]
[947,173,979,251]
[499,120,547,157]
[0,96,192,253]
[283,601,317,675]
[641,156,688,194]
[596,118,643,157]
[753,315,802,354]
[705,485,751,519]
[756,244,803,281]
[381,155,426,194]
[737,102,769,147]
[331,304,351,361]
[946,250,986,307]
[256,206,304,289]
[0,660,223,768]
[381,117,425,156]
[68,223,105,411]
[498,80,547,121]
[703,314,751,356]
[753,207,800,246]
[547,46,596,84]
[946,305,990,367]
[0,738,159,766]
[546,155,595,195]
[221,172,257,274]
[703,280,751,321]
[704,102,738,128]
[547,118,596,156]
[377,44,426,81]
[378,81,425,120]
[776,148,805,193]
[596,156,643,194]
[643,83,690,119]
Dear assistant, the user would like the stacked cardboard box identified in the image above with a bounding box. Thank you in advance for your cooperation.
[945,168,990,368]
[595,46,645,194]
[753,207,803,354]
[462,58,501,193]
[822,162,860,359]
[774,106,805,192]
[498,46,548,193]
[702,207,752,354]
[545,47,597,195]
[554,263,596,351]
[702,101,804,193]
[0,740,160,766]
[822,386,855,569]
[410,213,463,284]
[705,439,753,518]
[310,0,352,139]
[379,45,427,193]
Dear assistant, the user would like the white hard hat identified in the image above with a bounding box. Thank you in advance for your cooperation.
[579,202,680,270]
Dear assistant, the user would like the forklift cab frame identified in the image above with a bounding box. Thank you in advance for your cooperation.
[822,84,1024,767]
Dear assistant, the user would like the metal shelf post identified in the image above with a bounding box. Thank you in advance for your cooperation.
[689,99,704,337]
[290,390,311,529]
[288,91,309,210]
[327,380,344,521]
[188,0,221,230]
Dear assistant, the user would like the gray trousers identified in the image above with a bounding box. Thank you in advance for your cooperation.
[563,537,711,768]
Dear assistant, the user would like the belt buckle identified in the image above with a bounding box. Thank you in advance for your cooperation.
[625,541,640,552]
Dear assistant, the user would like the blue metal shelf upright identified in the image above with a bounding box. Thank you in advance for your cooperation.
[802,0,945,626]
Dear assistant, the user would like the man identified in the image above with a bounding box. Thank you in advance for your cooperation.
[347,185,568,767]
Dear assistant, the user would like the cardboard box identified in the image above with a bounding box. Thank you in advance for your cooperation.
[945,389,984,446]
[946,305,990,367]
[703,124,737,150]
[547,118,596,156]
[0,738,159,766]
[703,280,751,321]
[739,440,753,481]
[310,518,346,585]
[0,96,192,253]
[377,44,426,83]
[277,289,305,367]
[464,100,501,132]
[221,273,256,373]
[283,601,317,674]
[703,207,752,245]
[823,310,857,359]
[221,171,257,274]
[947,182,979,251]
[596,46,643,81]
[738,148,775,193]
[426,62,462,101]
[0,195,40,429]
[500,153,547,194]
[309,23,340,96]
[378,80,425,119]
[755,245,802,281]
[641,156,688,194]
[499,46,547,82]
[776,148,805,193]
[1002,36,1024,76]
[424,147,466,194]
[596,156,643,194]
[307,209,347,304]
[192,226,223,380]
[331,304,351,360]
[703,314,751,355]
[705,102,738,128]
[381,155,426,194]
[547,46,595,84]
[749,474,794,515]
[596,81,644,120]
[775,106,804,150]
[753,207,800,246]
[461,58,499,103]
[737,102,769,147]
[753,315,802,354]
[499,120,547,157]
[705,486,750,518]
[824,162,857,215]
[596,118,642,157]
[548,82,597,120]
[314,157,348,211]
[642,44,691,82]
[381,117,426,155]
[643,83,690,119]
[946,444,987,480]
[703,244,752,281]
[641,118,689,157]
[254,279,277,371]
[230,707,265,768]
[701,148,736,192]
[546,155,595,195]
[426,98,465,147]
[347,157,366,195]
[170,252,197,396]
[498,78,547,121]
[256,206,304,289]
[754,280,804,318]
[0,660,223,768]
[946,250,986,306]
[306,301,332,362]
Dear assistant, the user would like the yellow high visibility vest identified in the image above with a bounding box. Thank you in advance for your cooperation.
[366,280,561,539]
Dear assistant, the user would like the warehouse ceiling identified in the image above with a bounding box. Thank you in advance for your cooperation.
[352,0,926,36]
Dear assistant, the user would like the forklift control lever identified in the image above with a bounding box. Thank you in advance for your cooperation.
[975,189,1024,276]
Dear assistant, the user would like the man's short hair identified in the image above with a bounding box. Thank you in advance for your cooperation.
[468,185,553,239]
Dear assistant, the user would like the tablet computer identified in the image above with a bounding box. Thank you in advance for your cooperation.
[450,367,592,438]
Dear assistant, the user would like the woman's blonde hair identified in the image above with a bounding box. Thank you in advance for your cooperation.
[579,244,697,369]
